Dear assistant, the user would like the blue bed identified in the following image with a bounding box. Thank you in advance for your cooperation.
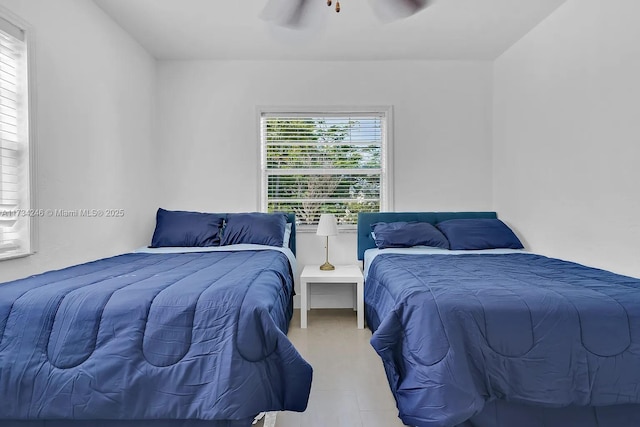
[0,214,311,427]
[358,212,640,427]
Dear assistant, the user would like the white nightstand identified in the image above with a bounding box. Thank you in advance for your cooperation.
[300,264,364,329]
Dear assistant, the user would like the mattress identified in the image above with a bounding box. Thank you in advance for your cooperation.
[0,248,312,426]
[365,249,640,427]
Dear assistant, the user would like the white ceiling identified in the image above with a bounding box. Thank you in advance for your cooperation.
[93,0,567,61]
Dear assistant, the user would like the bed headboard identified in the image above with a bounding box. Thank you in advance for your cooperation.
[286,213,297,256]
[357,211,497,260]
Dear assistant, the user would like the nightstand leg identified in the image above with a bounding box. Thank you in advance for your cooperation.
[301,279,308,328]
[357,279,364,329]
[353,285,357,311]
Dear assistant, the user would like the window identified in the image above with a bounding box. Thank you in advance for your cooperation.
[260,108,391,228]
[0,14,31,260]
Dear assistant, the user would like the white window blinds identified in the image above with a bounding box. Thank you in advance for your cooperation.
[260,111,388,227]
[0,16,30,259]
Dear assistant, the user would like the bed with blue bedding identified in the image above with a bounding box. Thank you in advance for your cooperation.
[0,211,312,427]
[358,212,640,427]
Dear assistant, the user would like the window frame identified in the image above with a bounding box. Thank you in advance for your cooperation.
[257,106,394,231]
[0,7,36,261]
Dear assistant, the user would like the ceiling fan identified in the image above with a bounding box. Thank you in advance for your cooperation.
[262,0,434,28]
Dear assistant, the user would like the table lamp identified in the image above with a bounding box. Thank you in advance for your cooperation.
[316,213,338,271]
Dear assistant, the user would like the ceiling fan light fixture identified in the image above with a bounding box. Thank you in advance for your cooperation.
[262,0,432,29]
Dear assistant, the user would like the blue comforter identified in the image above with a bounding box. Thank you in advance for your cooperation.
[365,253,640,427]
[0,250,312,425]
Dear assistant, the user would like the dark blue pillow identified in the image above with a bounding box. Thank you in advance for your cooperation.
[371,221,450,249]
[436,219,523,250]
[221,212,287,247]
[150,208,225,248]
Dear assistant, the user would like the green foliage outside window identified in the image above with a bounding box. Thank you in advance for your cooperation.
[264,117,382,226]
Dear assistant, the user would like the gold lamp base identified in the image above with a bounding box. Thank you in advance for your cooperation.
[319,234,335,270]
[320,261,335,271]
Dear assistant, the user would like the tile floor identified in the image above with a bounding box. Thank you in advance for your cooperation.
[275,309,407,427]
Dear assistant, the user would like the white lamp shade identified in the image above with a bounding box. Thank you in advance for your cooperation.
[316,214,338,236]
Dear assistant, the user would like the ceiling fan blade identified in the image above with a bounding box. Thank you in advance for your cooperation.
[261,0,314,28]
[370,0,434,22]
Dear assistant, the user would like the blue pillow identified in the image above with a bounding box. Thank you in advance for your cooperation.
[150,208,225,248]
[221,212,287,247]
[371,221,450,249]
[436,219,523,250]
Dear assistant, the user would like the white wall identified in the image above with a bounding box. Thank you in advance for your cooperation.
[493,0,640,278]
[2,0,636,304]
[156,60,494,306]
[0,0,157,282]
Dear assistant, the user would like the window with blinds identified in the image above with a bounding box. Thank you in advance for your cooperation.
[260,109,390,227]
[0,15,30,259]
